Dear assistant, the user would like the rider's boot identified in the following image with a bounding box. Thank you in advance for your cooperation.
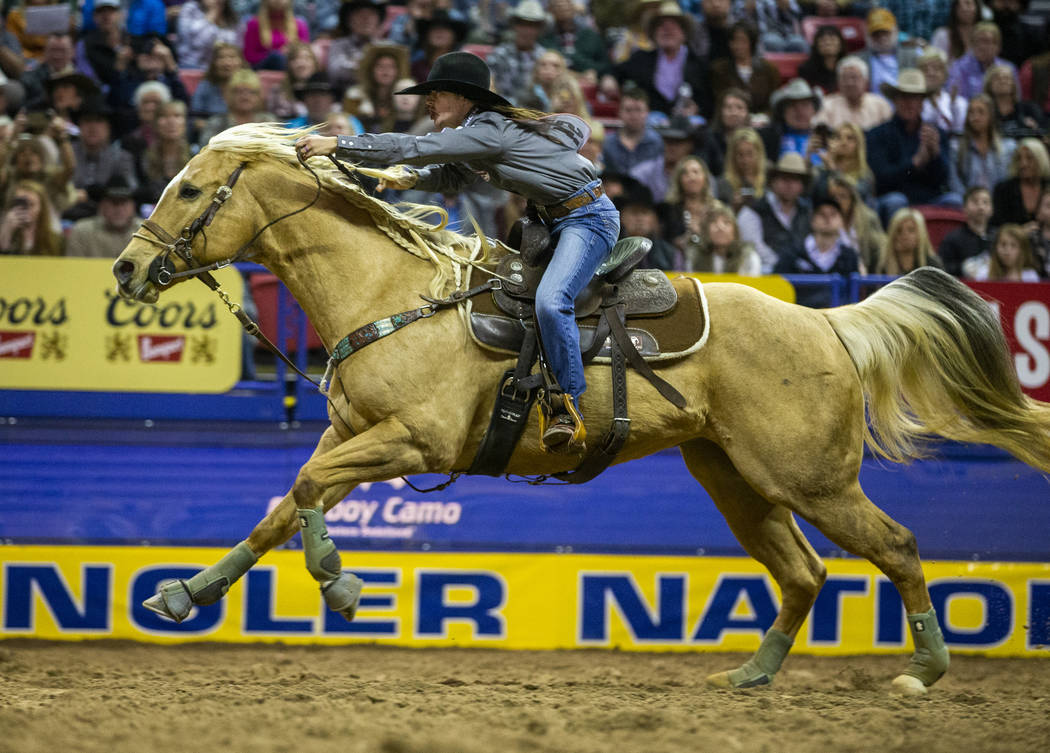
[539,392,586,453]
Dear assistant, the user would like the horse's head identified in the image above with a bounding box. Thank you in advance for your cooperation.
[113,149,259,303]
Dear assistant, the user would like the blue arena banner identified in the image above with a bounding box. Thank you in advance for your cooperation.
[1,421,1048,562]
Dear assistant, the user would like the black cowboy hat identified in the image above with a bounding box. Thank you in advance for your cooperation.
[395,51,511,107]
[45,71,101,99]
[73,96,114,124]
[87,174,136,204]
[295,72,338,100]
[415,9,470,48]
[337,0,386,26]
[654,115,698,142]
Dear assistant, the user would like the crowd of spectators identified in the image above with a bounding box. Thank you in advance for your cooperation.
[1,0,1049,289]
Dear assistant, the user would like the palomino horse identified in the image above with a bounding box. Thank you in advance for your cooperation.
[113,124,1050,694]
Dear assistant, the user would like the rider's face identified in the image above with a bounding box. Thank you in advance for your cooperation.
[425,90,474,130]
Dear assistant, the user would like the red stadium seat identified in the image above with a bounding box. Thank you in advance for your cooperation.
[763,52,808,81]
[801,16,867,52]
[250,274,324,351]
[916,205,967,251]
[461,43,494,60]
[179,68,205,97]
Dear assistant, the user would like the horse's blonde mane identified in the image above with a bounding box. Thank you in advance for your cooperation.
[204,123,495,297]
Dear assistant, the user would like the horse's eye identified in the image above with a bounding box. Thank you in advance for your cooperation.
[179,185,202,200]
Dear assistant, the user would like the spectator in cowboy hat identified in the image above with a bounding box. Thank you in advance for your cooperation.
[774,191,861,306]
[287,72,340,129]
[327,0,388,93]
[611,0,713,119]
[613,181,678,270]
[867,68,960,226]
[65,174,141,258]
[487,0,550,103]
[410,9,470,85]
[344,43,412,133]
[856,7,924,97]
[759,78,821,162]
[71,99,139,207]
[737,152,813,273]
[632,115,700,202]
[45,72,101,122]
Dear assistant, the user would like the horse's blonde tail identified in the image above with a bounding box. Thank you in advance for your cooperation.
[822,267,1050,471]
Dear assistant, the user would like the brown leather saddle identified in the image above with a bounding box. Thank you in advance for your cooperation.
[465,237,703,483]
[469,239,705,362]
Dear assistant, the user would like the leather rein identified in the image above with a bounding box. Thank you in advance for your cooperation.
[130,158,326,387]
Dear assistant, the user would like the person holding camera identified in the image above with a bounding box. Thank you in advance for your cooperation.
[0,180,64,255]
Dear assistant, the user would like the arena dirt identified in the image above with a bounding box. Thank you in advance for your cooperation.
[0,641,1046,753]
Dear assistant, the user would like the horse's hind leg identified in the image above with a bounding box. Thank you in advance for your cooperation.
[680,439,827,689]
[790,482,949,695]
[144,426,353,622]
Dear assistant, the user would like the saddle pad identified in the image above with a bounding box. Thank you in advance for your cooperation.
[468,276,710,363]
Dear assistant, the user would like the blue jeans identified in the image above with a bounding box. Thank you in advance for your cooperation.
[535,182,620,405]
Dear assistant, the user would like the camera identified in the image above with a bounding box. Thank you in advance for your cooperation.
[739,187,756,198]
[10,197,30,211]
[813,123,832,140]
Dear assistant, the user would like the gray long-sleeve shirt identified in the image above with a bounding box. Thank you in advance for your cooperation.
[334,110,596,206]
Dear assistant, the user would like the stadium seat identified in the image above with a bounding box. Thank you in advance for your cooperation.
[916,205,967,251]
[179,68,205,97]
[763,52,808,81]
[249,273,324,351]
[580,80,620,118]
[801,16,867,52]
[461,43,494,60]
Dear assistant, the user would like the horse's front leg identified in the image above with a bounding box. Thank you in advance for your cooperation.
[292,416,429,622]
[143,426,354,623]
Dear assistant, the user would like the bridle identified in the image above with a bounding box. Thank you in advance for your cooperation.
[130,156,326,385]
[134,156,324,289]
[135,162,246,290]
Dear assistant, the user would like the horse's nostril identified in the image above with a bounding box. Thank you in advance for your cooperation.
[114,259,136,284]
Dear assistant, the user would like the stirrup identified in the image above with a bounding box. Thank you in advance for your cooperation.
[538,393,586,453]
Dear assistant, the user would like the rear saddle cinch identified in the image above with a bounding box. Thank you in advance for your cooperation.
[464,217,710,484]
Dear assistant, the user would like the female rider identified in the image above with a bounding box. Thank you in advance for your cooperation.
[296,51,620,453]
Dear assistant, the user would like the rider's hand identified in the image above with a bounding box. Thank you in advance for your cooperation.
[376,165,418,191]
[296,135,338,159]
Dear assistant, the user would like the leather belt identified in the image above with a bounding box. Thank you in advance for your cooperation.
[540,184,605,221]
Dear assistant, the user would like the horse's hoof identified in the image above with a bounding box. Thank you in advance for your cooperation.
[705,668,772,689]
[322,572,364,622]
[892,674,928,696]
[142,580,193,623]
[705,671,733,688]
